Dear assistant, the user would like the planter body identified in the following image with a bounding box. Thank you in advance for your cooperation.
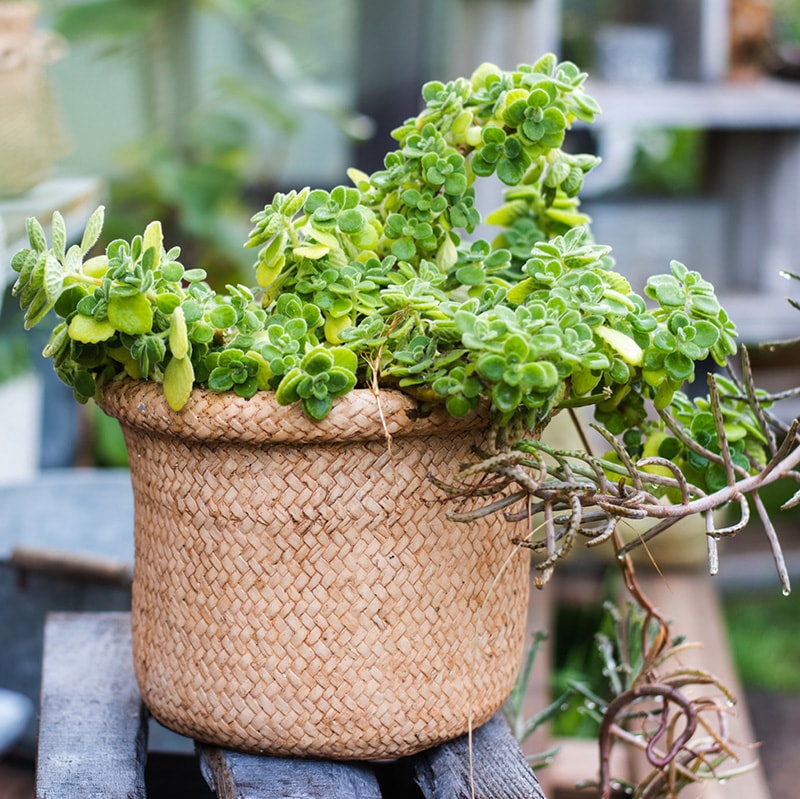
[98,381,530,759]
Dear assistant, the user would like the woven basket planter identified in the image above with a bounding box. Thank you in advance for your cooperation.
[97,380,530,759]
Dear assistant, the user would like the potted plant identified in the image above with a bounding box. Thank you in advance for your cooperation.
[9,54,799,792]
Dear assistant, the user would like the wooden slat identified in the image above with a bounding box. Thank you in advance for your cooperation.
[411,713,545,799]
[197,747,382,799]
[36,612,147,799]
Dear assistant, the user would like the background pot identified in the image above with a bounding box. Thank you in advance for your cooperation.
[0,2,68,195]
[97,380,530,759]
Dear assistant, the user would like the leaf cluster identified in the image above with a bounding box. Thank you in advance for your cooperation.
[11,55,741,444]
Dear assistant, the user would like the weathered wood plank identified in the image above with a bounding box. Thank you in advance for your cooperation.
[36,612,147,799]
[411,713,545,799]
[197,746,382,799]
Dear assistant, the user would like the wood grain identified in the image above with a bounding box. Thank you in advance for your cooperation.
[36,612,146,799]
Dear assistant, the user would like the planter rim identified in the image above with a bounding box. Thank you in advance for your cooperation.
[97,379,490,445]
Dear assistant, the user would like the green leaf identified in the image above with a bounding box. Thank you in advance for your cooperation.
[23,288,55,330]
[327,367,357,397]
[209,305,238,328]
[504,334,529,361]
[80,206,105,254]
[492,381,523,413]
[455,265,485,286]
[183,268,207,282]
[646,275,685,308]
[476,354,506,382]
[692,320,719,348]
[302,395,333,420]
[51,212,67,261]
[161,261,184,283]
[337,208,366,234]
[689,293,721,318]
[68,314,115,343]
[43,253,65,305]
[446,394,473,417]
[303,349,334,376]
[108,294,154,335]
[26,217,47,253]
[73,370,96,400]
[275,367,305,405]
[391,237,417,261]
[520,361,559,389]
[208,366,235,392]
[497,157,527,186]
[664,351,694,382]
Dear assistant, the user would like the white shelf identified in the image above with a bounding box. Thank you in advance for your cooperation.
[584,78,800,130]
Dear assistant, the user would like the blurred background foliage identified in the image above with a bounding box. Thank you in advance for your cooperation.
[43,0,371,287]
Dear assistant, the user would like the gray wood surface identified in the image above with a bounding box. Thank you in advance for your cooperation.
[198,746,382,799]
[36,612,147,799]
[411,713,545,799]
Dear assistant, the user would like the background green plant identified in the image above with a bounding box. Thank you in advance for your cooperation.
[49,0,368,285]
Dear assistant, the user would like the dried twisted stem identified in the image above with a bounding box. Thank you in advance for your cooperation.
[434,388,800,592]
[433,349,800,795]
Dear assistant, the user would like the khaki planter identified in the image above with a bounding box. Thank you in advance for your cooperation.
[97,380,530,759]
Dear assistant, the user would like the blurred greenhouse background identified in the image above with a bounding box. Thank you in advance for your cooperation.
[2,1,800,797]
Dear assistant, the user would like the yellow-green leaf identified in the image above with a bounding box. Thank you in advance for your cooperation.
[294,244,330,260]
[69,314,116,343]
[246,350,273,389]
[169,305,189,359]
[163,355,194,411]
[506,277,537,304]
[108,294,153,335]
[346,167,370,190]
[596,325,644,366]
[82,255,109,278]
[324,313,352,344]
[485,200,527,227]
[143,220,163,270]
[308,229,340,249]
[435,233,458,271]
[256,255,284,288]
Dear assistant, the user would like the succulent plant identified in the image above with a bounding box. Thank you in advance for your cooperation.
[11,53,800,799]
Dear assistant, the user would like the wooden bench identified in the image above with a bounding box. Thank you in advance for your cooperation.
[35,612,545,799]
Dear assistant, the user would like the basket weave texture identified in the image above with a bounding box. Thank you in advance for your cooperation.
[98,380,530,759]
